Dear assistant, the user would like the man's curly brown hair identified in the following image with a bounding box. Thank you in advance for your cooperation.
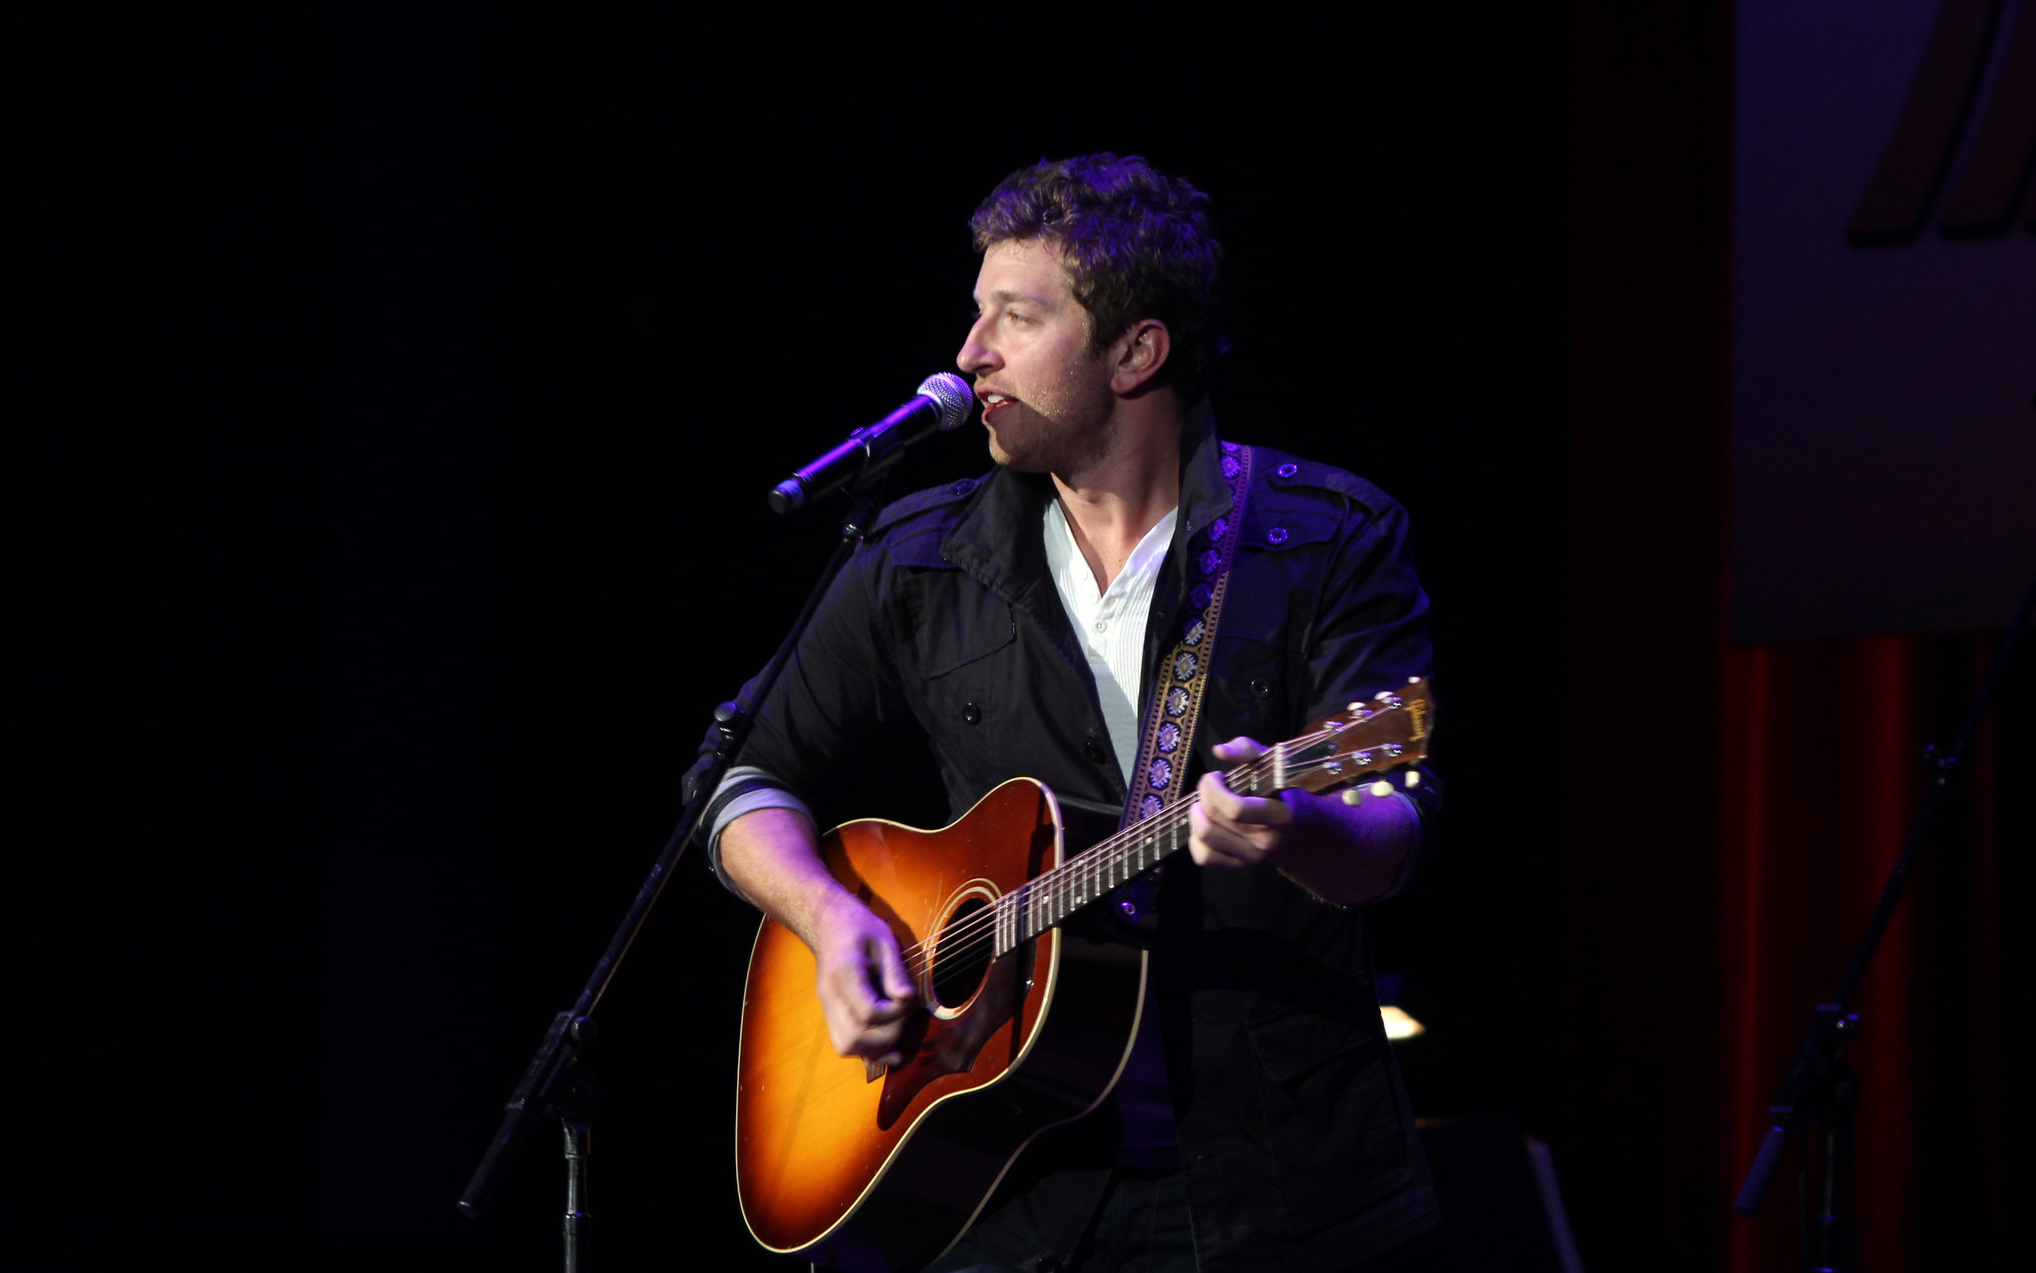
[969,154,1225,402]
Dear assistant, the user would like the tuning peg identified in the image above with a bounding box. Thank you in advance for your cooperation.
[1342,788,1364,806]
[1369,780,1393,798]
[1403,769,1421,788]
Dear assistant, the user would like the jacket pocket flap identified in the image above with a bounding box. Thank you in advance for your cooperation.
[1240,509,1340,552]
[918,612,1017,678]
[1246,1009,1377,1085]
[892,528,955,570]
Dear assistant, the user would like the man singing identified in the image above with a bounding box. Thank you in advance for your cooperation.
[706,154,1442,1272]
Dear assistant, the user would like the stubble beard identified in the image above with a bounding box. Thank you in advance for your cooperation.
[985,365,1119,480]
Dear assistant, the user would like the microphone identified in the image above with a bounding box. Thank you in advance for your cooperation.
[768,373,974,515]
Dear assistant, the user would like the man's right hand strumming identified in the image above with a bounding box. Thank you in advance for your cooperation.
[719,805,919,1066]
[809,891,919,1067]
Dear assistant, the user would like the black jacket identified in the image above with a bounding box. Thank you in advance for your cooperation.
[710,405,1442,1271]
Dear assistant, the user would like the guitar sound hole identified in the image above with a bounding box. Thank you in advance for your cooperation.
[929,897,992,1010]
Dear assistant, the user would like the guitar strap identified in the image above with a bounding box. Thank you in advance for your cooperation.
[1120,441,1254,831]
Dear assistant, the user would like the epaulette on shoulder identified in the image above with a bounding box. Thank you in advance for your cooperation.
[1253,448,1397,520]
[868,473,991,537]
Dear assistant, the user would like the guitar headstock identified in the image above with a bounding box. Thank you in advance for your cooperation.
[1279,676,1435,801]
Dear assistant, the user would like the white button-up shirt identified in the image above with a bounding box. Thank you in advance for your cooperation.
[1042,500,1179,783]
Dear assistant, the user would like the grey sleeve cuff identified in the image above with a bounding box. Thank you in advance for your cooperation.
[704,765,815,900]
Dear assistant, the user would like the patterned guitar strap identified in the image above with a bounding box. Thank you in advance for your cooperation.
[1120,441,1253,840]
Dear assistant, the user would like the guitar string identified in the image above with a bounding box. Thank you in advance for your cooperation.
[896,749,1283,986]
[901,733,1392,988]
[902,738,1365,989]
[903,719,1420,989]
[895,699,1422,991]
[897,718,1415,987]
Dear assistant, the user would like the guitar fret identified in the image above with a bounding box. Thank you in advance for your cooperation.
[1014,754,1341,945]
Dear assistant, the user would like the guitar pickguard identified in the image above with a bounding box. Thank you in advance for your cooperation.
[873,941,1034,1129]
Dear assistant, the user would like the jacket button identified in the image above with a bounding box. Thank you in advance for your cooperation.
[962,702,982,725]
[1250,678,1273,698]
[1084,739,1109,764]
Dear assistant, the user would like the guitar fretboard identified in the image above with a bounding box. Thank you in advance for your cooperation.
[909,679,1429,979]
[986,752,1283,956]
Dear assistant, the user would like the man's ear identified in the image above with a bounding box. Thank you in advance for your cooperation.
[1109,319,1172,395]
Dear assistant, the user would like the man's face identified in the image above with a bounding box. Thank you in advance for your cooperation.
[956,238,1118,475]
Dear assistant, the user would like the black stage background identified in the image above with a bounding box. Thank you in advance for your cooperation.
[27,6,2022,1272]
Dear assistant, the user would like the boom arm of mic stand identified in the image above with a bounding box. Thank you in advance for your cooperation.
[1732,567,2035,1221]
[458,482,889,1223]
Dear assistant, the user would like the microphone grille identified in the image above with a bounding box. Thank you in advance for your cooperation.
[916,373,974,431]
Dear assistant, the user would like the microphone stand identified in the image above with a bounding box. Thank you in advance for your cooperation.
[457,473,897,1271]
[1732,567,2035,1272]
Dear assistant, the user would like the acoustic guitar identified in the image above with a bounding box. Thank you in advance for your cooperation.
[735,678,1434,1272]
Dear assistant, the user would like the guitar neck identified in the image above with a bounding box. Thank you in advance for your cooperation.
[1001,787,1199,950]
[985,680,1432,958]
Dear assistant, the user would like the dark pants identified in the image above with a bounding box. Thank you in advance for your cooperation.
[919,1169,1445,1273]
[924,1169,1197,1273]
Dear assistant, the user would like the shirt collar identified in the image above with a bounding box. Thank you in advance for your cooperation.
[942,397,1233,597]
